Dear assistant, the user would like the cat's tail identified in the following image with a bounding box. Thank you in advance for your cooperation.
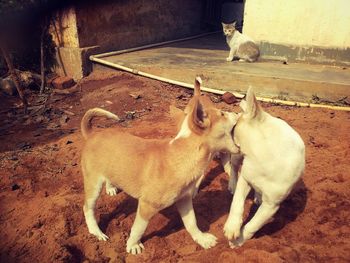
[81,108,120,139]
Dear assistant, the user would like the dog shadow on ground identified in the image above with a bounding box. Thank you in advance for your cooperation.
[99,195,138,233]
[142,163,232,241]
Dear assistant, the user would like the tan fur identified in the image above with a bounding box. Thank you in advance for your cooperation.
[81,108,120,139]
[81,77,239,254]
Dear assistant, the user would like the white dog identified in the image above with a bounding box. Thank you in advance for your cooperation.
[223,88,305,247]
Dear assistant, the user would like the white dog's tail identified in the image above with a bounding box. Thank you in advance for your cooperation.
[239,87,264,120]
[81,108,120,139]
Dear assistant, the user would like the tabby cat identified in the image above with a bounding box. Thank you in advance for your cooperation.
[222,21,260,62]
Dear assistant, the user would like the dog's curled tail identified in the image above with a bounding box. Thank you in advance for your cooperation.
[81,108,120,139]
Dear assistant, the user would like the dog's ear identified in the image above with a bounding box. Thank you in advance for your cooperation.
[240,87,263,120]
[188,76,210,132]
[191,97,210,131]
[194,76,202,97]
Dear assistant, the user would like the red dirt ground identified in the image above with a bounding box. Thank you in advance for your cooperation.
[0,71,349,263]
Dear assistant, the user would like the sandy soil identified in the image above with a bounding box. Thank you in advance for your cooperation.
[0,71,349,263]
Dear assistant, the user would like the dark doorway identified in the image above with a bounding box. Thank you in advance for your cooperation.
[203,0,245,31]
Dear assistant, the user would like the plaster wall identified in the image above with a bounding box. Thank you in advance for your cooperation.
[243,0,350,48]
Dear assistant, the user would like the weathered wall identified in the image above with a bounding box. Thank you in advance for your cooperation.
[244,0,350,48]
[243,0,350,65]
[50,7,80,48]
[75,0,204,52]
[50,7,95,80]
[50,0,205,79]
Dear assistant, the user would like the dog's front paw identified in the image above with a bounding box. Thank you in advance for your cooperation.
[126,242,145,255]
[223,221,240,241]
[90,229,109,241]
[229,226,257,249]
[228,226,254,248]
[226,57,233,62]
[228,236,245,249]
[194,232,217,249]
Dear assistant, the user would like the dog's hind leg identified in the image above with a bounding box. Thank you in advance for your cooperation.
[105,178,117,196]
[83,176,109,241]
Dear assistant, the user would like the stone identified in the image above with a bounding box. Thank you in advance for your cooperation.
[52,76,76,89]
[222,92,238,104]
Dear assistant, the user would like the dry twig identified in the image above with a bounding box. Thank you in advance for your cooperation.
[0,42,28,113]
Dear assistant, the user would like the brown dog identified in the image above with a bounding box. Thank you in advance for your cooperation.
[81,77,239,254]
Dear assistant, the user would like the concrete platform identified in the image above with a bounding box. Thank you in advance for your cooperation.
[91,33,350,103]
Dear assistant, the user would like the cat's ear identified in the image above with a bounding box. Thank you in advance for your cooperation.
[232,21,237,28]
[221,22,226,27]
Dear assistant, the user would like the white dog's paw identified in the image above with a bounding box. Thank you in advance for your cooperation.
[194,232,217,249]
[106,186,117,196]
[90,229,109,241]
[226,57,233,62]
[223,221,240,241]
[126,242,145,255]
[229,227,253,248]
[228,236,245,249]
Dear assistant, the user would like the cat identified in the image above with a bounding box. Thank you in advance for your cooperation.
[222,21,260,62]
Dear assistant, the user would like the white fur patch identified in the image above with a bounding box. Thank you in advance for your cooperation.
[83,177,108,241]
[126,213,148,254]
[170,115,191,144]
